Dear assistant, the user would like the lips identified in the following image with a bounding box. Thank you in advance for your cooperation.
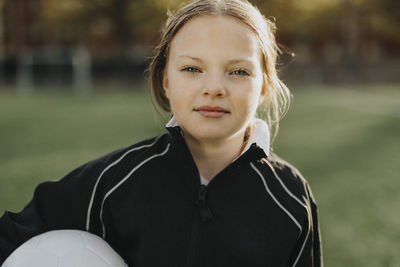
[194,106,230,118]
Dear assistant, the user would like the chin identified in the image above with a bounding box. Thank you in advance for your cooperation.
[194,129,238,143]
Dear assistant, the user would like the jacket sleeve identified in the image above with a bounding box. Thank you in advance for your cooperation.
[307,182,323,267]
[266,153,323,266]
[292,182,323,267]
[0,159,106,264]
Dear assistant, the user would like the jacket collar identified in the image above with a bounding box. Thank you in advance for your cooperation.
[165,116,270,157]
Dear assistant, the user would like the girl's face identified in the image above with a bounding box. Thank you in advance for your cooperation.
[163,15,265,144]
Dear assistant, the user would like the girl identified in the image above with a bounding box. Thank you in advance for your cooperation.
[0,0,322,266]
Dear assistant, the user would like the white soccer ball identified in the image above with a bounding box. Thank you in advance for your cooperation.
[2,230,128,267]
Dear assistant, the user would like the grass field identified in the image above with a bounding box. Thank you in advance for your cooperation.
[0,84,399,266]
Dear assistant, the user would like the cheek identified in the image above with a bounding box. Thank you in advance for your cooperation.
[167,84,192,114]
[231,90,260,116]
[168,75,200,99]
[249,93,262,114]
[241,80,263,102]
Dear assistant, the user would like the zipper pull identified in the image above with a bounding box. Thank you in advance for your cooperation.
[196,185,214,222]
[196,185,207,206]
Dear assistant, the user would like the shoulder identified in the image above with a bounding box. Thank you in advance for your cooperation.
[71,133,171,179]
[266,152,307,184]
[253,152,310,202]
[48,133,171,210]
[97,133,169,162]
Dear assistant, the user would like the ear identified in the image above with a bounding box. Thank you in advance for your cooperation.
[163,70,170,99]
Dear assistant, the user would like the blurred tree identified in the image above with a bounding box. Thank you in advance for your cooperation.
[40,0,132,53]
[360,0,400,56]
[127,0,181,45]
[40,0,88,44]
[4,0,397,58]
[36,0,183,55]
[3,0,42,53]
[254,0,399,63]
[0,0,398,85]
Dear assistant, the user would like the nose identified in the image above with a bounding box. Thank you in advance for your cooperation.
[202,72,226,98]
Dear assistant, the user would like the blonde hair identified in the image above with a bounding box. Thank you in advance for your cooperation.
[149,0,291,145]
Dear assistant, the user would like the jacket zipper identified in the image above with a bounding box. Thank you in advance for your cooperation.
[186,184,214,267]
[196,185,214,222]
[184,146,260,266]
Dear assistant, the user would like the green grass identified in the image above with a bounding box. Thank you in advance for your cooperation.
[0,90,167,213]
[1,84,399,266]
[275,84,400,267]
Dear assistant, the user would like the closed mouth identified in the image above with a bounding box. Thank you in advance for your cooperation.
[194,106,230,113]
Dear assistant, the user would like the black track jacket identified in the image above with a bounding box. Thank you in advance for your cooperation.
[0,126,322,266]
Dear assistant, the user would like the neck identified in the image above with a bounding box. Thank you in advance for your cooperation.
[183,130,246,181]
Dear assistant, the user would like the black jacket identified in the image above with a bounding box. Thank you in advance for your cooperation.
[0,126,322,266]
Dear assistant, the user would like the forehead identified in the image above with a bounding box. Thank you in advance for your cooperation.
[169,15,260,61]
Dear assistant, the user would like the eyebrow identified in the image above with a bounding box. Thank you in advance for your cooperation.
[177,55,203,63]
[177,55,255,65]
[227,58,254,65]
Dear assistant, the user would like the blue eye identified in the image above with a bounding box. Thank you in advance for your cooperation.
[231,69,250,76]
[182,67,201,73]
